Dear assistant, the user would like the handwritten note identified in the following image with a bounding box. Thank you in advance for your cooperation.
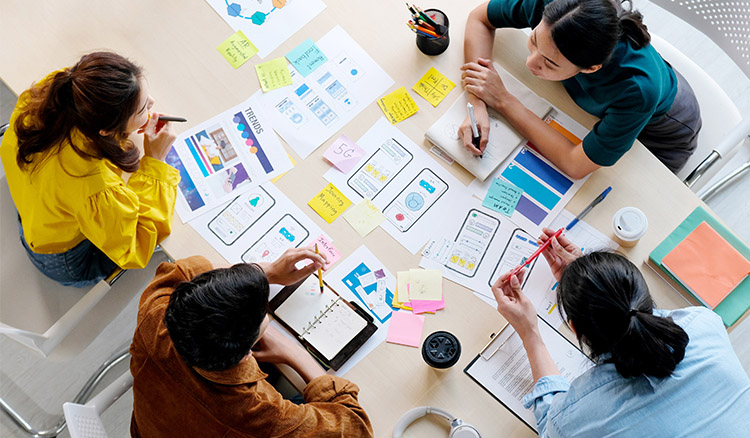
[286,38,328,77]
[386,312,424,348]
[308,183,352,223]
[344,198,385,237]
[408,269,443,301]
[377,87,419,124]
[323,135,365,173]
[255,57,293,92]
[483,179,524,217]
[412,67,456,107]
[311,234,341,269]
[217,31,258,69]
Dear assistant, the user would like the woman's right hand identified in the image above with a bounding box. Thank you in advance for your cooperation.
[491,269,539,339]
[458,99,490,155]
[539,228,582,282]
[142,112,177,161]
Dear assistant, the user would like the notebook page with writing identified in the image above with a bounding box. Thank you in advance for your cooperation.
[274,276,339,334]
[302,300,367,361]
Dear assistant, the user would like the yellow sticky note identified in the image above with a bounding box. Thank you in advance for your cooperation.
[412,67,456,107]
[255,57,293,92]
[344,198,385,237]
[396,271,410,303]
[270,154,296,183]
[308,183,352,223]
[377,86,419,124]
[217,30,258,69]
[408,269,442,301]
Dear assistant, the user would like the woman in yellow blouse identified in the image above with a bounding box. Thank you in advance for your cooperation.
[0,52,180,287]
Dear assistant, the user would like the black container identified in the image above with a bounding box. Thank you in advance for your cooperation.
[422,330,461,368]
[416,9,449,56]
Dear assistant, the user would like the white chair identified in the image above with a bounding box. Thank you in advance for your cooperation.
[63,369,133,438]
[649,0,750,196]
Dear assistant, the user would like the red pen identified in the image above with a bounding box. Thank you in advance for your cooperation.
[507,227,564,280]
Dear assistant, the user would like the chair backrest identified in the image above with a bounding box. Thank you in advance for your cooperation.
[651,0,750,79]
[63,369,134,438]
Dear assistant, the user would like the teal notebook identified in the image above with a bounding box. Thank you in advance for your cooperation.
[649,206,750,326]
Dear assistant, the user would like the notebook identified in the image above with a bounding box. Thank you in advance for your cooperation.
[270,274,376,370]
[649,206,750,326]
[662,221,750,308]
[424,64,553,181]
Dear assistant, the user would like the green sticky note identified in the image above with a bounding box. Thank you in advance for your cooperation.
[255,57,293,92]
[286,38,328,77]
[217,31,258,69]
[483,179,523,217]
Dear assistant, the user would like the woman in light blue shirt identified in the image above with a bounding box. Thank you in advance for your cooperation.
[493,229,750,437]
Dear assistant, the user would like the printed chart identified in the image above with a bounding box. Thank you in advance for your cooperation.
[171,94,293,222]
[205,0,326,58]
[259,26,394,158]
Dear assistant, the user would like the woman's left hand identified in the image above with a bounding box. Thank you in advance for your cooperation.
[491,269,539,339]
[461,58,510,110]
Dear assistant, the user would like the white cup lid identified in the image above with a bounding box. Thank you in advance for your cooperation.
[613,207,648,240]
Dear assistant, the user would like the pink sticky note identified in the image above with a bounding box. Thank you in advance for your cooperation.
[386,311,425,348]
[410,294,445,314]
[309,234,341,269]
[323,135,365,173]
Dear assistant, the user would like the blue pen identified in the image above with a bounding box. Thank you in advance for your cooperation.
[565,186,612,230]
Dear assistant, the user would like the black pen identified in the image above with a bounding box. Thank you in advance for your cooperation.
[158,116,188,122]
[565,186,612,230]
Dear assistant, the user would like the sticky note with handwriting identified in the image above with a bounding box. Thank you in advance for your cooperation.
[377,87,419,124]
[217,31,258,69]
[255,57,293,92]
[286,38,328,77]
[344,198,385,237]
[308,183,352,223]
[323,135,365,173]
[483,179,523,217]
[412,67,456,107]
[408,269,443,301]
[310,234,341,269]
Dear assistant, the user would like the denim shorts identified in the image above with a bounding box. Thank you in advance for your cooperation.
[17,217,118,288]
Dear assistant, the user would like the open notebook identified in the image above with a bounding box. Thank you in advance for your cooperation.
[425,63,553,181]
[270,275,377,370]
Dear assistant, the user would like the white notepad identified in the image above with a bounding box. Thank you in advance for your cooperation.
[425,63,552,181]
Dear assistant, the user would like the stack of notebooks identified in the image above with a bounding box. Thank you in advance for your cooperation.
[649,206,750,326]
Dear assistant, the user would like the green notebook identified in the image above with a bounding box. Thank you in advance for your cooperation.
[649,206,750,326]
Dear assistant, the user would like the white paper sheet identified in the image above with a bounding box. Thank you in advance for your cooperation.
[170,94,293,222]
[189,182,323,264]
[325,117,468,254]
[468,109,590,233]
[258,26,394,158]
[204,0,326,59]
[548,209,619,254]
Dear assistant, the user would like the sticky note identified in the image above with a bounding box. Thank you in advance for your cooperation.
[377,87,419,124]
[323,135,366,173]
[286,38,328,77]
[396,271,410,302]
[411,295,446,314]
[311,234,341,269]
[483,179,524,217]
[308,183,352,223]
[255,57,293,92]
[386,312,425,348]
[408,269,442,301]
[344,198,386,237]
[412,67,456,107]
[217,30,258,69]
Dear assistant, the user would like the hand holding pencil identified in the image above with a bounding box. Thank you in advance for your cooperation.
[538,228,582,282]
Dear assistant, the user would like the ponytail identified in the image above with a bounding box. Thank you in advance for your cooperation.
[557,252,688,378]
[14,51,144,173]
[543,0,652,69]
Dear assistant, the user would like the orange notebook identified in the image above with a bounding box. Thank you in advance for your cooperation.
[662,221,750,309]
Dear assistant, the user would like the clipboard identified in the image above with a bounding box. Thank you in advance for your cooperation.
[269,274,377,371]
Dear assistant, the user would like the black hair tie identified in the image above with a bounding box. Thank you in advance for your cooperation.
[627,308,638,317]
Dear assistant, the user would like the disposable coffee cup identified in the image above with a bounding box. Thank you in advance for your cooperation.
[422,331,461,369]
[416,9,450,56]
[612,207,648,248]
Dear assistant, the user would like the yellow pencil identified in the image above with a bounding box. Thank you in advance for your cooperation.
[314,244,324,294]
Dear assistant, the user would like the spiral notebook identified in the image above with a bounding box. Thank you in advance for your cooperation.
[270,274,377,370]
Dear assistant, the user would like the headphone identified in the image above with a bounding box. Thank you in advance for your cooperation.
[393,406,481,438]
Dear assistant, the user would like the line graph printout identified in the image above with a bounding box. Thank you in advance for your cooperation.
[205,0,326,58]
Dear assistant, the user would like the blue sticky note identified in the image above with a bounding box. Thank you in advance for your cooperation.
[483,179,524,217]
[286,38,328,77]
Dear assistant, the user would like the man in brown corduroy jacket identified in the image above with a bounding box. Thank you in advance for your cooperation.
[129,248,374,437]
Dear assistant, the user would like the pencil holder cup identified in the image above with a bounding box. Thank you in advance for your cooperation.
[422,331,461,369]
[416,9,450,56]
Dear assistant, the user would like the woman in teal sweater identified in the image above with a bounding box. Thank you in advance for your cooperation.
[460,0,701,178]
